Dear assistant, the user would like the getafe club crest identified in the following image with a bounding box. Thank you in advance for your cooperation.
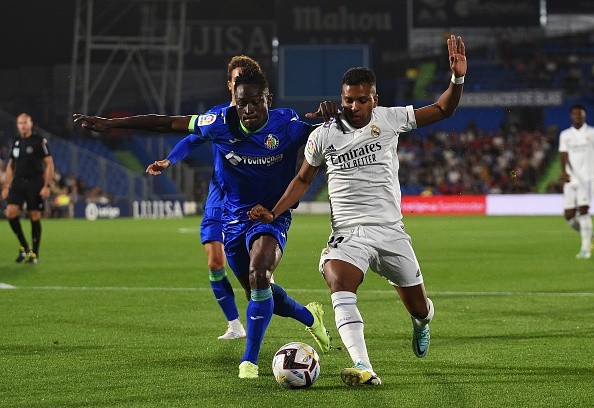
[264,134,279,150]
[371,124,381,138]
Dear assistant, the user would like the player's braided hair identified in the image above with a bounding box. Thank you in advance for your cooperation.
[234,66,269,94]
[342,67,376,87]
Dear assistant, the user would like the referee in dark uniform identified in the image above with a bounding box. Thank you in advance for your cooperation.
[1,113,54,263]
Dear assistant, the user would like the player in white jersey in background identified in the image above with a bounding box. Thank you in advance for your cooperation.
[249,35,466,386]
[559,104,594,259]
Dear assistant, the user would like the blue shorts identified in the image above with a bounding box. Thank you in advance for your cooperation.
[223,213,292,278]
[200,207,223,244]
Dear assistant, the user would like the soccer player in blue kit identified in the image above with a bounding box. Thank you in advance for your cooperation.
[202,56,265,341]
[73,67,332,379]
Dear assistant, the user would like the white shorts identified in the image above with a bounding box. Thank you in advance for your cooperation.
[563,181,592,210]
[318,223,423,287]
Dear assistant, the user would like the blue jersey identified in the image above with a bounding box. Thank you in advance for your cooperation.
[167,107,311,223]
[202,102,230,211]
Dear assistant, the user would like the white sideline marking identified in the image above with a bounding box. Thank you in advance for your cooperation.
[178,227,200,234]
[4,286,594,297]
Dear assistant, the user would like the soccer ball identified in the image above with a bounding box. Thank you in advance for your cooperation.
[271,342,320,389]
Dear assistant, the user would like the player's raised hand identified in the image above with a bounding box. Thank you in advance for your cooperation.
[304,101,339,123]
[448,35,467,78]
[72,114,110,132]
[146,159,170,175]
[247,204,275,223]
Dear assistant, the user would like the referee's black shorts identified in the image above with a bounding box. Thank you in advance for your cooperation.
[7,177,45,212]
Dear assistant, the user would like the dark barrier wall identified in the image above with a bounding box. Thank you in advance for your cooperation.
[412,0,541,28]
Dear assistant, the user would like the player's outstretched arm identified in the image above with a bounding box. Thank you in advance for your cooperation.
[414,35,467,128]
[72,114,193,134]
[248,204,276,223]
[248,161,319,223]
[146,159,170,175]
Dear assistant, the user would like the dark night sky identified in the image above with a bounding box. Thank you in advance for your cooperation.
[0,1,76,68]
[0,0,276,69]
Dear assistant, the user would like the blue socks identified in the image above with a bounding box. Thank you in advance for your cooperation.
[209,268,239,321]
[241,284,316,365]
[242,287,274,364]
[271,283,314,327]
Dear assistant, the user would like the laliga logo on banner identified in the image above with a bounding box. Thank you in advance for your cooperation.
[85,202,121,221]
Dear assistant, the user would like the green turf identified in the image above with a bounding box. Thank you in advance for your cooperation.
[1,215,593,407]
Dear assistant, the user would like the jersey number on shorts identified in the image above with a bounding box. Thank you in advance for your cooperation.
[327,236,345,248]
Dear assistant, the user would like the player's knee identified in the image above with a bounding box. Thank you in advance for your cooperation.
[323,267,362,293]
[248,267,272,288]
[325,275,359,293]
[207,259,225,271]
[5,206,19,219]
[29,211,42,221]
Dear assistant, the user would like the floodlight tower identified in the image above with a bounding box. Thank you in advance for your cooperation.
[68,0,189,125]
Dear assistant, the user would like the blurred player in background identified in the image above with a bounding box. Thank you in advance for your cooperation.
[559,104,594,259]
[73,67,332,379]
[249,35,467,386]
[2,113,54,264]
[203,55,264,340]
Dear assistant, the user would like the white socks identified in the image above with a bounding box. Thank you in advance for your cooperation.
[412,298,434,328]
[331,291,372,370]
[578,214,592,252]
[568,217,580,232]
[229,318,243,331]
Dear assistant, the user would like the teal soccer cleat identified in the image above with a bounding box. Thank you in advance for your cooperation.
[412,317,430,358]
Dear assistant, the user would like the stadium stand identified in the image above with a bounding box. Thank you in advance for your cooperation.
[0,109,156,217]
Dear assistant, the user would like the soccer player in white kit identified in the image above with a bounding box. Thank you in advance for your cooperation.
[559,104,594,259]
[249,35,466,386]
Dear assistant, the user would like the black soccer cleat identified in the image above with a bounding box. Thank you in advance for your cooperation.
[15,247,29,263]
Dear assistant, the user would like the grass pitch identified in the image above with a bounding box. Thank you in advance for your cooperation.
[1,215,593,407]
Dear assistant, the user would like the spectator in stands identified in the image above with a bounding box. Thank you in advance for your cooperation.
[51,187,72,218]
[0,160,6,186]
[564,55,582,96]
[398,125,553,197]
[85,186,112,204]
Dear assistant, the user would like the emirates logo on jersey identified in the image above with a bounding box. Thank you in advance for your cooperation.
[264,134,279,150]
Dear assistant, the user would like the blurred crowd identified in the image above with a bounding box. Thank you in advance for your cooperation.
[0,119,564,218]
[0,142,112,218]
[398,123,558,196]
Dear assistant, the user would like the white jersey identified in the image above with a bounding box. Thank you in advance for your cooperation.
[305,105,416,229]
[558,123,594,185]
